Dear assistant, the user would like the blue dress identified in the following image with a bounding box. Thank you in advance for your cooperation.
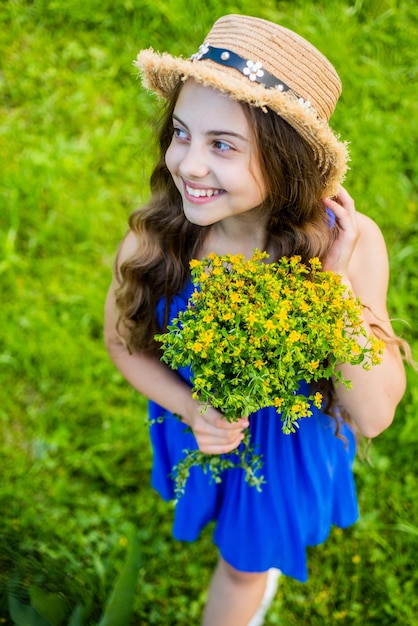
[148,277,359,582]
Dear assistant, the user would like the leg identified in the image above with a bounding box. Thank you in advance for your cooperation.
[202,556,268,626]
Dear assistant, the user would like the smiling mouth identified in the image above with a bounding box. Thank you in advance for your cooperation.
[185,183,224,198]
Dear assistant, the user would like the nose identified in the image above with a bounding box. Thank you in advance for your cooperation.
[178,141,210,179]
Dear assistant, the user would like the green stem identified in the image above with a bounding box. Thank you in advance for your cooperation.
[171,430,265,499]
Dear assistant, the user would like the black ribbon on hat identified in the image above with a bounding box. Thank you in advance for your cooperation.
[192,44,292,93]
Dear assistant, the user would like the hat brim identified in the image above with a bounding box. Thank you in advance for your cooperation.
[135,49,349,197]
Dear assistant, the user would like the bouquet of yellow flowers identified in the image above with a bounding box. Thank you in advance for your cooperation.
[155,251,384,497]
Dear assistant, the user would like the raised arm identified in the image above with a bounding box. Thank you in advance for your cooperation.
[104,232,249,453]
[323,187,406,437]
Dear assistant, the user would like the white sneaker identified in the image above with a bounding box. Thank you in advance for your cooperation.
[247,568,281,626]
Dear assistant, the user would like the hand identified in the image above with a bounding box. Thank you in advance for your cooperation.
[322,186,360,278]
[187,402,249,454]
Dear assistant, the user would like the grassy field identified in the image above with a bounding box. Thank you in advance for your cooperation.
[1,0,417,624]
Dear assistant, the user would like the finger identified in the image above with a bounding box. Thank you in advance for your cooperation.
[335,185,354,207]
[213,416,249,430]
[198,424,247,444]
[323,199,358,235]
[323,187,355,215]
[322,196,345,216]
[199,433,245,455]
[201,408,249,430]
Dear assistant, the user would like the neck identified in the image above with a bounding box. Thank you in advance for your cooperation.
[200,208,269,258]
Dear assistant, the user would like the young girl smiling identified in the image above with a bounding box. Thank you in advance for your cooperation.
[104,14,406,625]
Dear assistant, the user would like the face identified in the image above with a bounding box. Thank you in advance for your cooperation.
[165,80,267,229]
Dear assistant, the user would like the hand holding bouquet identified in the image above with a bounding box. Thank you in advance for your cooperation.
[155,251,384,498]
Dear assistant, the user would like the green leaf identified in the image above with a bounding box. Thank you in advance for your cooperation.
[68,604,85,626]
[8,594,52,626]
[97,526,141,626]
[29,586,68,626]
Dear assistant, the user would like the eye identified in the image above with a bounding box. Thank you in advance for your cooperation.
[173,126,189,142]
[213,140,234,153]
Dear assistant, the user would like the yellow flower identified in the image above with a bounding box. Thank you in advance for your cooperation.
[189,258,201,269]
[268,287,279,302]
[201,329,214,346]
[264,319,275,332]
[308,360,320,373]
[314,590,329,604]
[276,306,289,320]
[309,290,320,305]
[228,253,245,265]
[288,330,300,343]
[249,335,262,348]
[313,392,323,408]
[309,257,322,270]
[246,310,259,326]
[251,248,268,262]
[334,610,348,620]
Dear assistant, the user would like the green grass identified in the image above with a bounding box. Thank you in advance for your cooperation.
[1,0,417,624]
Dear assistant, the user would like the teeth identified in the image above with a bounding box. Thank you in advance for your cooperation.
[186,184,221,198]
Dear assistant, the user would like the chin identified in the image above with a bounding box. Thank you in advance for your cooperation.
[183,211,216,227]
[185,217,215,227]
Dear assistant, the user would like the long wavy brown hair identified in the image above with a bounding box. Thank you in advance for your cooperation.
[114,80,399,432]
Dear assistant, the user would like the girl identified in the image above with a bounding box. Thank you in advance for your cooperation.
[104,15,406,625]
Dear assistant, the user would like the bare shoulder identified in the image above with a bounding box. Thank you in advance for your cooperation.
[116,230,140,268]
[357,212,387,249]
[349,212,390,313]
[105,230,140,339]
[352,212,389,271]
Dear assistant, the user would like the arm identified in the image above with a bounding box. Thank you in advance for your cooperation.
[323,187,406,437]
[104,232,249,453]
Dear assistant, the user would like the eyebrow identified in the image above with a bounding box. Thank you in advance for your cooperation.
[172,114,249,142]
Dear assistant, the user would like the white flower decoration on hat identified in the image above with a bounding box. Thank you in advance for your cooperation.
[298,97,312,110]
[191,43,210,61]
[243,60,264,81]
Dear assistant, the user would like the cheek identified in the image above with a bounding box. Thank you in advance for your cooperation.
[250,162,268,204]
[256,177,268,204]
[165,140,178,176]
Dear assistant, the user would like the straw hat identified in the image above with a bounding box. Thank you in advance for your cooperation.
[135,14,348,196]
